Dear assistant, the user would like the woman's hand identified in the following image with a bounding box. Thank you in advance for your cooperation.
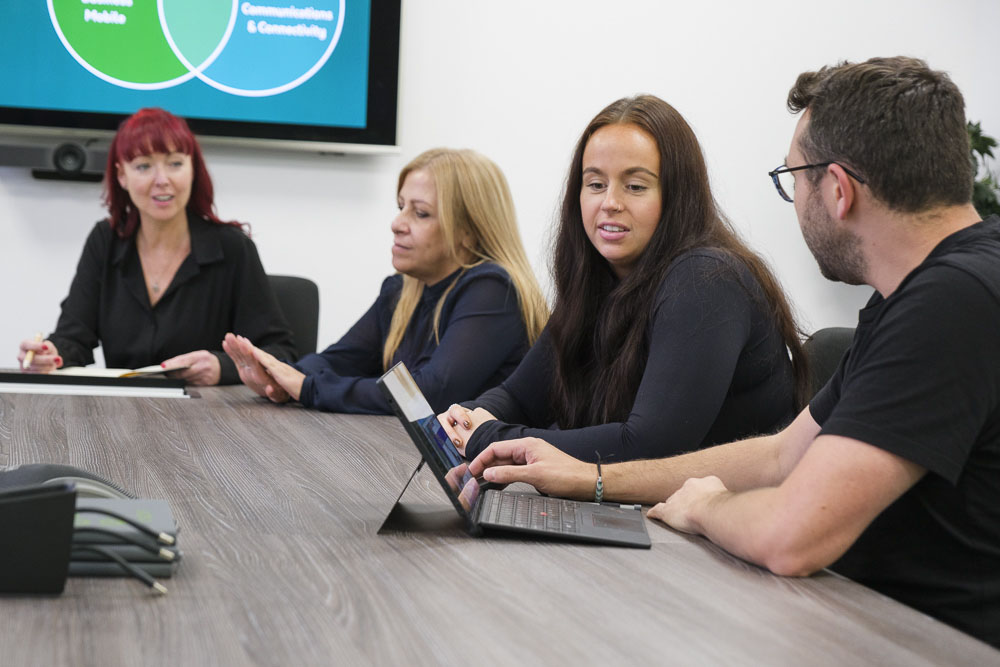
[161,350,221,386]
[18,339,61,373]
[248,341,304,402]
[437,404,497,456]
[222,333,293,402]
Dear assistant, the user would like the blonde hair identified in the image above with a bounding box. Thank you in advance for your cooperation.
[382,148,548,370]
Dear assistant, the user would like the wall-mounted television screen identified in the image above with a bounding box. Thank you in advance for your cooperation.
[0,0,400,156]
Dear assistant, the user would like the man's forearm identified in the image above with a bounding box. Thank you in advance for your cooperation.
[688,485,797,571]
[602,433,785,504]
[649,432,926,578]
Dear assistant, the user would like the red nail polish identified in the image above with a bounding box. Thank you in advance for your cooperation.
[161,363,166,367]
[41,344,48,351]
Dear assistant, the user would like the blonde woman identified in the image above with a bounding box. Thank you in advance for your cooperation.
[224,148,547,413]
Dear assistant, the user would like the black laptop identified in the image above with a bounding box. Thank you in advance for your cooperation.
[376,362,651,548]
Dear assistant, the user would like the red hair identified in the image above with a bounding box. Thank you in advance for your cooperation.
[102,107,243,238]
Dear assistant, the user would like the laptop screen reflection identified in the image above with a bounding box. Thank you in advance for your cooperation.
[444,462,481,512]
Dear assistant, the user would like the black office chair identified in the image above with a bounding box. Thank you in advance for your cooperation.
[267,274,320,359]
[803,327,855,398]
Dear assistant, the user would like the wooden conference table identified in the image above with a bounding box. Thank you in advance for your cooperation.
[0,387,996,666]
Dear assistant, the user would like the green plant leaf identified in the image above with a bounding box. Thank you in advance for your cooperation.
[969,121,997,161]
[969,121,1000,218]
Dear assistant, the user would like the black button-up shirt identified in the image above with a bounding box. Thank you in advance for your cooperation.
[49,217,296,384]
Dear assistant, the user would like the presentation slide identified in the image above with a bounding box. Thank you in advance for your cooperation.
[0,1,371,130]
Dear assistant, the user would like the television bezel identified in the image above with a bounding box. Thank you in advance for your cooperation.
[0,0,401,155]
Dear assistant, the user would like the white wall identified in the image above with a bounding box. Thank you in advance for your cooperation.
[3,0,999,363]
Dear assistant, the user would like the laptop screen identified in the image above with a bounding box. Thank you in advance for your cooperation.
[378,363,482,514]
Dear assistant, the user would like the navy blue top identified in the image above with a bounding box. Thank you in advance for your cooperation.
[464,249,797,463]
[294,263,530,414]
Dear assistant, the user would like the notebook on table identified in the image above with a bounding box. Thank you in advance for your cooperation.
[53,364,189,379]
[0,370,188,399]
[376,362,651,548]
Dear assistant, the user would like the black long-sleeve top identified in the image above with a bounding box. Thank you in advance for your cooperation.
[294,262,531,414]
[48,218,296,385]
[463,249,798,463]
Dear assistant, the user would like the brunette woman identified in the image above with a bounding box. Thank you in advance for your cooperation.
[441,95,807,463]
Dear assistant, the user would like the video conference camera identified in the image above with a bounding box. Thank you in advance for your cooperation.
[52,142,89,177]
[0,137,107,182]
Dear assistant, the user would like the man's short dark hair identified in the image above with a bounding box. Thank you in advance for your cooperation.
[788,57,972,213]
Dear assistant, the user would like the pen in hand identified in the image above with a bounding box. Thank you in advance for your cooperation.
[22,332,43,370]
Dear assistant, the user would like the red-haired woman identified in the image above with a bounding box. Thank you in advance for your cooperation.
[16,108,295,385]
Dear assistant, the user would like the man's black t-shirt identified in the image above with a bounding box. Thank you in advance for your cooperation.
[810,215,1000,647]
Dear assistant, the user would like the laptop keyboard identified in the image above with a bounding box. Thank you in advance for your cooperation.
[482,490,580,533]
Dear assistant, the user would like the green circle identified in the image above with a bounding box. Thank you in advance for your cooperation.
[52,0,187,84]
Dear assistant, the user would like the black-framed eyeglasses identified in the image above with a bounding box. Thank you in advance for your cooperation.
[768,162,867,203]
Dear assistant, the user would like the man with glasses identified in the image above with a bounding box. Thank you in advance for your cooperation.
[467,57,1000,648]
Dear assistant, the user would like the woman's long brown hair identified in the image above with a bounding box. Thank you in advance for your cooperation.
[548,95,808,428]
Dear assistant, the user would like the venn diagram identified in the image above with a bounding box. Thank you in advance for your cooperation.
[48,0,345,97]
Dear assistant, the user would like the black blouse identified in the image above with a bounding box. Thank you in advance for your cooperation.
[48,217,296,384]
[464,249,798,462]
